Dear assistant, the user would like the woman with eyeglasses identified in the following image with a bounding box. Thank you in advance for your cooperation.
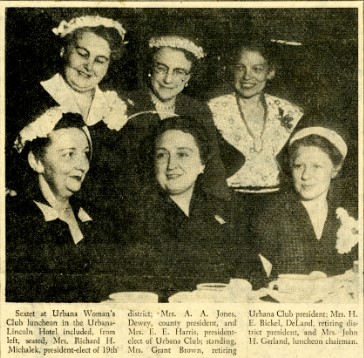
[118,34,240,201]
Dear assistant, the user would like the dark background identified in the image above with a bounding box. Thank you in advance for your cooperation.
[6,7,359,196]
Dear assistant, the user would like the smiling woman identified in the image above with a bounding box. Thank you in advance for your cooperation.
[154,124,207,216]
[118,117,265,301]
[251,126,358,278]
[209,39,304,196]
[6,108,112,302]
[62,31,111,96]
[6,15,131,210]
[119,34,238,201]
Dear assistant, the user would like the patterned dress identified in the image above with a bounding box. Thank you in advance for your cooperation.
[209,93,303,192]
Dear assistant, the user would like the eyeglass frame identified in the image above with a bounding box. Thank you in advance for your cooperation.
[152,62,191,80]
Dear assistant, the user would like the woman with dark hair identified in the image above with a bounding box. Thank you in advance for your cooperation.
[209,39,304,201]
[119,34,239,201]
[251,127,358,279]
[7,16,130,208]
[6,108,113,302]
[120,116,265,302]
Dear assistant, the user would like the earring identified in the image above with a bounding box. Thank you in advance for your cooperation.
[148,73,151,78]
[185,82,188,87]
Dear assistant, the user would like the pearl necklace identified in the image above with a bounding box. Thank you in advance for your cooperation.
[150,93,176,116]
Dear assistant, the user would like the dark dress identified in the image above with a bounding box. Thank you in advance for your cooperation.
[251,189,358,279]
[117,88,243,202]
[6,79,128,212]
[117,182,265,302]
[6,186,118,302]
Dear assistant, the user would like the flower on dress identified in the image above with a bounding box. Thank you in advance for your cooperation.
[335,208,359,254]
[278,107,294,131]
[102,91,130,131]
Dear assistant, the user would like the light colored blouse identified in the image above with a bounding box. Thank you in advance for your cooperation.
[209,93,303,191]
[41,73,129,130]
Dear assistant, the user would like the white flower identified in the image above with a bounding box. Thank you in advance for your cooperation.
[102,91,129,131]
[149,35,205,59]
[335,208,359,254]
[14,107,65,153]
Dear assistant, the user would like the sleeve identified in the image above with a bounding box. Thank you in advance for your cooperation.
[187,99,242,201]
[226,197,269,289]
[248,200,282,276]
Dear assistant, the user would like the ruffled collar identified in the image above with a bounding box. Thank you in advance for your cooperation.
[41,73,129,130]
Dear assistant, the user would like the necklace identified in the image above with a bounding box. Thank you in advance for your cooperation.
[236,95,267,153]
[150,92,176,116]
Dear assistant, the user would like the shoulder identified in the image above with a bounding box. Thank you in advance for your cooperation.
[124,88,153,113]
[71,197,102,221]
[176,93,210,114]
[265,94,303,117]
[253,191,298,227]
[6,196,45,239]
[194,188,233,223]
[102,89,129,106]
[327,186,358,219]
[208,93,236,109]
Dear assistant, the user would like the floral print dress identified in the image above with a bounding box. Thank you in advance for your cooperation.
[209,93,303,192]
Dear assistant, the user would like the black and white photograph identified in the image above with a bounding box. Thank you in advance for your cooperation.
[4,4,360,305]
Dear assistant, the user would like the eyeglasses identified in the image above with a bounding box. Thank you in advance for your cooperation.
[153,63,190,80]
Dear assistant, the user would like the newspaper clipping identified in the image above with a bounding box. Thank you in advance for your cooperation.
[1,2,363,357]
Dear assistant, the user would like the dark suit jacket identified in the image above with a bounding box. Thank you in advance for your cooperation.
[6,188,119,302]
[117,182,265,302]
[251,189,358,278]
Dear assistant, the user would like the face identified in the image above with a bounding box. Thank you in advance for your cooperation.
[150,47,192,102]
[63,31,111,93]
[155,130,205,196]
[292,146,338,201]
[37,128,90,200]
[233,49,275,99]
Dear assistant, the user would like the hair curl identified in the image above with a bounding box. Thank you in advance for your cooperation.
[62,26,125,62]
[29,112,89,160]
[153,116,211,165]
[288,134,344,170]
[228,39,278,70]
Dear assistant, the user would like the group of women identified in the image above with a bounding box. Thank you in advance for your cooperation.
[6,15,358,302]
